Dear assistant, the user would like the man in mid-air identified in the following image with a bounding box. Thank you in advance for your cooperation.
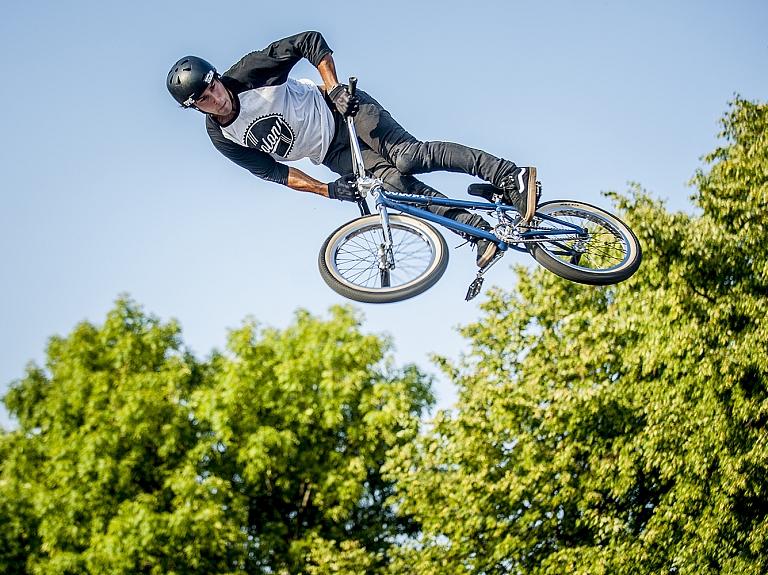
[166,31,538,267]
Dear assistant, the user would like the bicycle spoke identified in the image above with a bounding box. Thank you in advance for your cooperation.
[331,223,437,289]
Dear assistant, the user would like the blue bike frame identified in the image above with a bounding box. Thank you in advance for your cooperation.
[343,78,587,260]
[368,190,589,255]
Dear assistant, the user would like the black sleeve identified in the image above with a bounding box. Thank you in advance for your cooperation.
[224,31,333,89]
[207,119,290,185]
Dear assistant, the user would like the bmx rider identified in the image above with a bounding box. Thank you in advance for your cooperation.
[166,31,539,267]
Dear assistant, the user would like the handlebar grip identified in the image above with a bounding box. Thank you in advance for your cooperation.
[348,77,357,96]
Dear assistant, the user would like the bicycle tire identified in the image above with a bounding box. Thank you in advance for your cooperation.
[319,214,449,303]
[526,200,641,285]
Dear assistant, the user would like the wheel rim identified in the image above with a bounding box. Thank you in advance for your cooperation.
[330,222,438,292]
[533,207,632,272]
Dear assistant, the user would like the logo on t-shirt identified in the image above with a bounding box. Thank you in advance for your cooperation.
[244,114,295,157]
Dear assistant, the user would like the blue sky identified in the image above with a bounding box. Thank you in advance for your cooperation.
[1,0,766,428]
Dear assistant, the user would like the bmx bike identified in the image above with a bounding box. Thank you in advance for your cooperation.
[318,79,642,304]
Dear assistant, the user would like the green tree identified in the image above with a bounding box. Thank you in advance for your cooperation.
[1,299,231,575]
[1,299,432,574]
[193,308,432,573]
[387,98,768,575]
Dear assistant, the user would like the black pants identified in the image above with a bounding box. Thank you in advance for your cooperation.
[322,90,516,235]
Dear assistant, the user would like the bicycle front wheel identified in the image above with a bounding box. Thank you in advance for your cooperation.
[319,214,449,303]
[527,200,642,285]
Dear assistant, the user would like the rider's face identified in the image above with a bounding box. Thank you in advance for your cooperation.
[194,78,233,117]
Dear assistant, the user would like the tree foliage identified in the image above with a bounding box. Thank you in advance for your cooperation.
[0,301,432,574]
[388,98,768,575]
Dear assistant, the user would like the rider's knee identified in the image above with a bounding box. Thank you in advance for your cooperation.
[394,141,429,174]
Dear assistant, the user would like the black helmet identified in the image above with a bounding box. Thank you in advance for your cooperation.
[167,56,217,107]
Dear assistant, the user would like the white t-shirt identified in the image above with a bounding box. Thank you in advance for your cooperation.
[206,31,337,185]
[218,77,334,165]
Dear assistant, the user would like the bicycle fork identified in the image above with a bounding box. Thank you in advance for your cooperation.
[375,201,396,287]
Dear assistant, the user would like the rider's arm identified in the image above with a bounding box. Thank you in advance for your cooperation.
[207,119,331,197]
[287,167,330,198]
[315,53,358,117]
[263,31,332,69]
[316,53,342,92]
[207,120,289,184]
[230,32,333,88]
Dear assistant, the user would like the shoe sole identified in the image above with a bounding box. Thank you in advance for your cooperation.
[521,167,537,222]
[477,242,498,267]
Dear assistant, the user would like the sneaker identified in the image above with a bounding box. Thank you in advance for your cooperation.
[500,166,538,222]
[476,238,498,267]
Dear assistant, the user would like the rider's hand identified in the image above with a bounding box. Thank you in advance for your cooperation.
[328,84,359,117]
[328,174,361,202]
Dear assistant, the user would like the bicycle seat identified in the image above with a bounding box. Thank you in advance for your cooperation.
[467,183,503,203]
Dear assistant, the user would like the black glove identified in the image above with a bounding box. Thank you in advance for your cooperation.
[328,174,360,202]
[328,84,359,117]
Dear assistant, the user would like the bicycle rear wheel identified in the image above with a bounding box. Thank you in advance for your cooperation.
[526,200,641,285]
[319,214,449,303]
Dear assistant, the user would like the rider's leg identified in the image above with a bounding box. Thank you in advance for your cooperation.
[355,149,498,265]
[349,90,539,221]
[322,130,488,231]
[350,90,516,187]
[322,109,496,264]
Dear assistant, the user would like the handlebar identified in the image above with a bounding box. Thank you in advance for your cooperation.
[345,77,367,182]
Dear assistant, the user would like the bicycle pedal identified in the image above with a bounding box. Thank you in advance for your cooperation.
[465,276,484,301]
